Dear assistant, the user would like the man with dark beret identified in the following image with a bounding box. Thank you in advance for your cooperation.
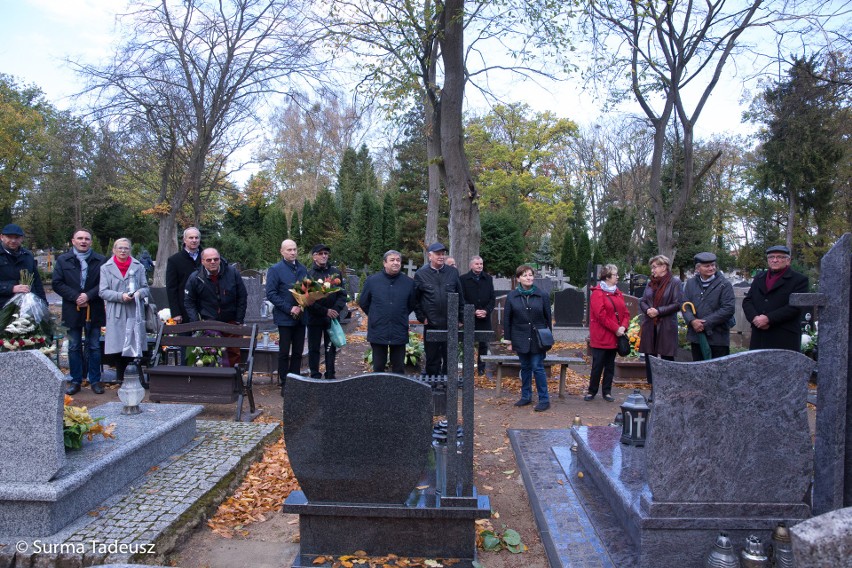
[742,245,809,351]
[681,252,735,360]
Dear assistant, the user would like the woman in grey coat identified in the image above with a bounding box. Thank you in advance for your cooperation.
[100,238,149,383]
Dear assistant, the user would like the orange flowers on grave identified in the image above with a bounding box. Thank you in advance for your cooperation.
[63,395,116,450]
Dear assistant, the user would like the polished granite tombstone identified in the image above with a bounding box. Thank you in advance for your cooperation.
[283,373,433,504]
[573,350,815,567]
[0,352,65,483]
[282,374,490,567]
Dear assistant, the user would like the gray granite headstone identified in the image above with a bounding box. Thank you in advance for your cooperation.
[646,350,814,504]
[622,294,640,320]
[533,277,553,299]
[790,232,851,514]
[148,286,169,312]
[790,506,852,568]
[346,273,360,300]
[283,373,433,504]
[0,351,65,482]
[554,288,585,327]
[242,276,264,322]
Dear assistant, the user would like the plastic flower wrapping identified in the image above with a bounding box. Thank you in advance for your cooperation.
[290,276,342,308]
[0,270,54,354]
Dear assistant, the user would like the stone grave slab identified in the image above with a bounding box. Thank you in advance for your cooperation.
[0,401,201,537]
[533,277,553,299]
[791,506,852,568]
[622,294,640,320]
[242,275,265,323]
[573,350,814,567]
[0,352,65,483]
[554,288,585,327]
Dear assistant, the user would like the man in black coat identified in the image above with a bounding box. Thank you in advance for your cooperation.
[52,229,107,395]
[414,242,464,376]
[460,255,495,374]
[305,244,347,380]
[359,250,415,374]
[184,248,247,367]
[742,245,809,352]
[0,223,46,307]
[165,227,201,323]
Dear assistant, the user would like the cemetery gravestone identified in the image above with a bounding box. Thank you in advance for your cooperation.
[554,288,585,327]
[630,274,649,298]
[0,351,65,483]
[346,273,360,301]
[533,277,553,299]
[622,294,641,321]
[242,276,265,323]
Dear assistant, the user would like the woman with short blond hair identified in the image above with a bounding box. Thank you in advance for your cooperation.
[638,255,683,389]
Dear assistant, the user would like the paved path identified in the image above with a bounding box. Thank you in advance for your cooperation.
[3,420,279,567]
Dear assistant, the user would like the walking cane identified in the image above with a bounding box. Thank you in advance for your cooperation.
[682,301,711,360]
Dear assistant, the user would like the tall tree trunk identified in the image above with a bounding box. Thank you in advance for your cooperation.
[424,93,440,265]
[439,0,479,271]
[152,212,179,286]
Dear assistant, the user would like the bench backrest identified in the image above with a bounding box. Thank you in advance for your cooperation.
[151,321,258,367]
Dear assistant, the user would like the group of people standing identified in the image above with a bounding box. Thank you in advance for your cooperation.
[584,246,809,402]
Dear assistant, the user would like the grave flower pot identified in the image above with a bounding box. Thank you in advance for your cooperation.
[614,358,647,382]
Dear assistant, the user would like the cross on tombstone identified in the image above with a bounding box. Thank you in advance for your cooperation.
[404,259,418,278]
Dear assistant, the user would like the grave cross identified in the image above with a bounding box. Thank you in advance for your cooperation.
[404,259,418,278]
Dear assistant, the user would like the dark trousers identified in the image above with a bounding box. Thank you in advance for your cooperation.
[690,343,730,361]
[644,353,674,384]
[588,347,617,396]
[476,341,488,372]
[278,324,306,387]
[308,325,337,379]
[424,326,448,376]
[371,343,406,374]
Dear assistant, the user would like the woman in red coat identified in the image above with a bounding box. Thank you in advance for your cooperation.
[639,255,683,387]
[586,265,630,402]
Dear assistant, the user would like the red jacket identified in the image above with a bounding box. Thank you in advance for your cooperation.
[589,286,630,349]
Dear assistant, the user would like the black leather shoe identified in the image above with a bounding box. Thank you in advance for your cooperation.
[91,383,105,395]
[584,394,595,401]
[65,383,81,395]
[514,398,532,407]
[534,401,550,412]
[603,394,615,402]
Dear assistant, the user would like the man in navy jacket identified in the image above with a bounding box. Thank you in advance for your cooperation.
[266,239,307,392]
[360,250,415,374]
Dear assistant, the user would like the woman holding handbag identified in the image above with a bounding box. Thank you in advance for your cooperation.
[504,265,553,412]
[585,265,630,402]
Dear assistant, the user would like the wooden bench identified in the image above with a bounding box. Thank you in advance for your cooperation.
[146,321,259,421]
[480,354,584,398]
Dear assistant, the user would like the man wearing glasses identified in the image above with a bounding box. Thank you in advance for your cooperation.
[742,245,809,351]
[305,244,346,380]
[184,248,247,365]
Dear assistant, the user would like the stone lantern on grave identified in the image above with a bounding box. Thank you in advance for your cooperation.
[620,389,651,446]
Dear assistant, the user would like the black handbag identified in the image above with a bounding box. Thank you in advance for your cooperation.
[535,327,554,350]
[607,295,631,356]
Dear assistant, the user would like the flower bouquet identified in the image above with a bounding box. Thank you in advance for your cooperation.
[0,270,54,354]
[184,330,224,367]
[623,315,641,358]
[290,276,342,308]
[64,394,116,450]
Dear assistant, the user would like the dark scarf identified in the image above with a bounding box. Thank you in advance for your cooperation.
[765,266,788,291]
[516,284,537,296]
[649,271,672,327]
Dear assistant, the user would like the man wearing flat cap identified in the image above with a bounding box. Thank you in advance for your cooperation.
[0,223,46,308]
[306,244,346,380]
[742,245,809,351]
[681,252,735,360]
[414,242,464,376]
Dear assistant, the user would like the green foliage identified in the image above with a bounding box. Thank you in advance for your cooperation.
[574,231,592,286]
[559,230,576,277]
[260,206,288,266]
[480,210,525,277]
[364,332,424,368]
[380,192,398,254]
[598,207,634,267]
[533,235,554,266]
[479,528,525,554]
[289,211,301,243]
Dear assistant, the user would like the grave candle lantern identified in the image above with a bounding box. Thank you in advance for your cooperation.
[118,359,145,415]
[620,389,651,446]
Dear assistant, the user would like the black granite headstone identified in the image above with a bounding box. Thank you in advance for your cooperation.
[622,294,641,320]
[630,274,649,298]
[554,288,585,327]
[283,374,433,504]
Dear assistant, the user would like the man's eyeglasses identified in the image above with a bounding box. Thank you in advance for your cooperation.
[314,251,329,256]
[767,255,788,261]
